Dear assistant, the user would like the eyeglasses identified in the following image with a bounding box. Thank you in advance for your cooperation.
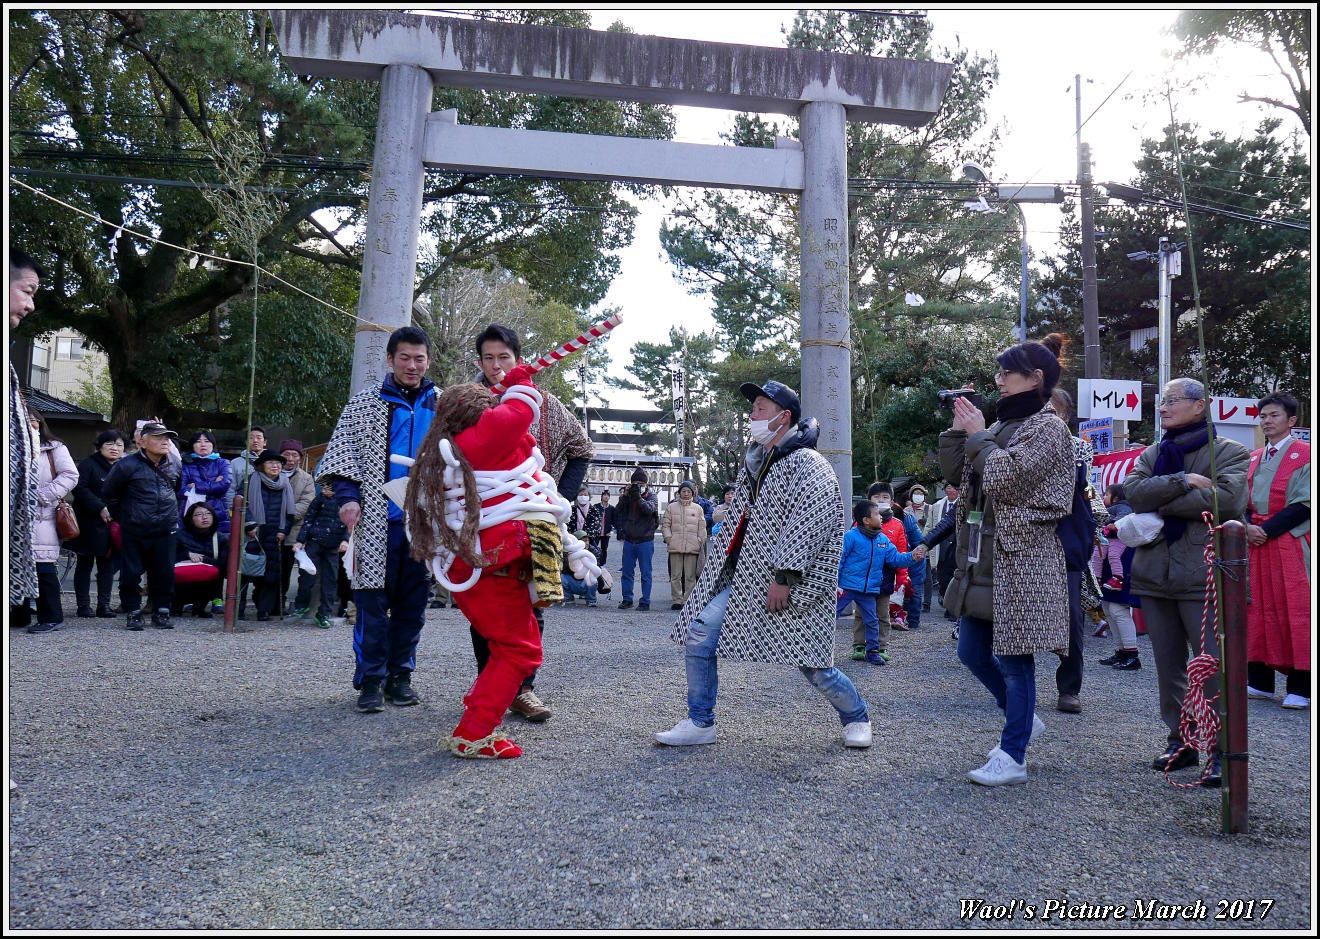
[1160,395,1197,406]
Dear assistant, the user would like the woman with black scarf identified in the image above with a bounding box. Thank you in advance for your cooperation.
[241,449,295,621]
[938,334,1077,787]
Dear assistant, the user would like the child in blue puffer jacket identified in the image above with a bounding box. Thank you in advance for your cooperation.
[838,500,925,665]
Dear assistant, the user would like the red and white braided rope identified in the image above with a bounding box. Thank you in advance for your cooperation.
[1164,510,1225,790]
[489,312,623,394]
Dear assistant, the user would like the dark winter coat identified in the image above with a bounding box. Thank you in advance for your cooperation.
[298,492,348,550]
[67,451,117,557]
[179,453,233,533]
[177,503,229,566]
[615,487,659,542]
[102,450,182,536]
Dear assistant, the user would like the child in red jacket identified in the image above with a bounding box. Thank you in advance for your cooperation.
[406,366,554,759]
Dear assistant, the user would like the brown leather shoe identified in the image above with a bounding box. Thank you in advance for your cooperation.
[509,690,552,723]
[1056,693,1082,714]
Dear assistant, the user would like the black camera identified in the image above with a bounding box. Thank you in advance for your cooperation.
[937,389,983,410]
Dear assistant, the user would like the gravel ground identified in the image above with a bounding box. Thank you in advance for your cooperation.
[8,541,1313,930]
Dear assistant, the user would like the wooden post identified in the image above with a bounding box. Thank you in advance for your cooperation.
[222,494,244,634]
[1218,519,1249,834]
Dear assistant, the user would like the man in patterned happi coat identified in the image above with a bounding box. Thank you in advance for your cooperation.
[656,380,874,750]
[317,326,439,714]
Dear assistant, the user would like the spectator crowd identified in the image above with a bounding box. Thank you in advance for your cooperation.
[8,247,1310,779]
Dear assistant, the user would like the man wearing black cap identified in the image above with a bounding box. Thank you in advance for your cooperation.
[102,421,183,630]
[658,380,873,749]
[615,467,660,610]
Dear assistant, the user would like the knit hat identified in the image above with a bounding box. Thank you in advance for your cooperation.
[677,480,695,496]
[631,467,648,483]
[278,439,303,455]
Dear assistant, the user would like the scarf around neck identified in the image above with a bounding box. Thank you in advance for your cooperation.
[1152,422,1213,545]
[993,389,1047,423]
[245,470,296,531]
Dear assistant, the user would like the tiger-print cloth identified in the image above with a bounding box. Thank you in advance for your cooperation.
[527,519,564,607]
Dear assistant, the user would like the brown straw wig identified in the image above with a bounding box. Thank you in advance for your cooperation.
[406,383,497,568]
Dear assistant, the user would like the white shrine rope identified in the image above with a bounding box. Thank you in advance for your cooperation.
[391,384,613,594]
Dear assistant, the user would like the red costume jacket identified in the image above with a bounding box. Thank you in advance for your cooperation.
[447,371,542,578]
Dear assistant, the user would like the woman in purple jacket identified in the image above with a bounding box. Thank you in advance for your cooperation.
[179,430,232,534]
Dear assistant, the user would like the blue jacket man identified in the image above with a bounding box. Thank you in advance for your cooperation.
[317,327,439,713]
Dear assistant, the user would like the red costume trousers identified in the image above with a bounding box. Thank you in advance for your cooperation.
[453,569,543,740]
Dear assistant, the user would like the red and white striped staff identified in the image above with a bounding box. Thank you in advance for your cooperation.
[490,312,623,394]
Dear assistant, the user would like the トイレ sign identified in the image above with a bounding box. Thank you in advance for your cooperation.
[1077,379,1142,421]
[1205,396,1261,426]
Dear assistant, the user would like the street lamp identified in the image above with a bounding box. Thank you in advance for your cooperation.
[962,161,1028,343]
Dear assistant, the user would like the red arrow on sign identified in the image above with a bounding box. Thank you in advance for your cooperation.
[1245,405,1259,418]
[1126,392,1139,410]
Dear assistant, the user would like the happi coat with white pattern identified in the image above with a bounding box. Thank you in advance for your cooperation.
[670,419,845,668]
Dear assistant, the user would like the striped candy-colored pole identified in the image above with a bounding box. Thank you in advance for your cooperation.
[491,312,623,394]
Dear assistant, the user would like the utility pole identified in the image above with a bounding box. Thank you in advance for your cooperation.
[1077,74,1102,379]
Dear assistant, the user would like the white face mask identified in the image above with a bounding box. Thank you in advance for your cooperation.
[749,411,785,446]
[576,496,590,506]
[912,494,925,506]
[874,500,892,513]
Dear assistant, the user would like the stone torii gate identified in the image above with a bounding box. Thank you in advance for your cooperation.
[270,11,952,506]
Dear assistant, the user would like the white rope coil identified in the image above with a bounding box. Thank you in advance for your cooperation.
[396,384,613,594]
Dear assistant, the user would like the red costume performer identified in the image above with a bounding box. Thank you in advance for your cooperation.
[1246,437,1311,688]
[416,366,546,759]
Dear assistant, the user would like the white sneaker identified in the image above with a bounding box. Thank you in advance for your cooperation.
[843,721,872,748]
[655,718,717,746]
[1281,694,1310,710]
[969,747,1028,787]
[1247,685,1273,700]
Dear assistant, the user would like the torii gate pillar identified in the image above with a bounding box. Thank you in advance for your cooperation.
[352,65,433,394]
[799,102,852,504]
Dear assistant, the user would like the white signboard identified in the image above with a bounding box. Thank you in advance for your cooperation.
[1291,428,1310,442]
[1206,396,1261,426]
[1077,379,1142,421]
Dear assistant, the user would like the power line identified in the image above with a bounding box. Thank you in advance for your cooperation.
[8,175,363,323]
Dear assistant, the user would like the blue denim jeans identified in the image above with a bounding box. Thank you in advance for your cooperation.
[685,586,869,728]
[904,557,927,628]
[561,572,597,603]
[621,539,654,604]
[956,614,1035,763]
[837,589,881,651]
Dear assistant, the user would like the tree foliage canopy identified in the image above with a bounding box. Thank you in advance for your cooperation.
[1037,119,1310,408]
[9,9,672,431]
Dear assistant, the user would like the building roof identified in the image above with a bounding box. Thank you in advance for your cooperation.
[20,385,108,422]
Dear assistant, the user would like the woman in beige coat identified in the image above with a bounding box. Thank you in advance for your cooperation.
[663,481,708,610]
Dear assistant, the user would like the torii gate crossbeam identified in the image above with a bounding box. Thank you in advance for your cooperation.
[270,11,953,507]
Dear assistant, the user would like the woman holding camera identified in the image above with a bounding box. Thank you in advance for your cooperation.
[938,334,1076,786]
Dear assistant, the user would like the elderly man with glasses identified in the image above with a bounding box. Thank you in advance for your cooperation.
[1122,378,1249,788]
